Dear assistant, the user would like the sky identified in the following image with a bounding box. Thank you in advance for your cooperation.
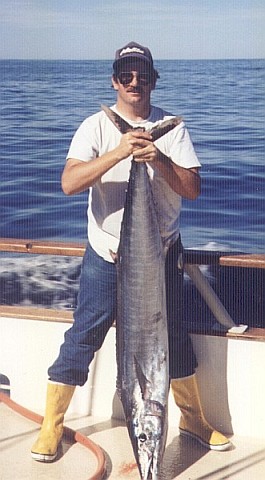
[1,0,264,60]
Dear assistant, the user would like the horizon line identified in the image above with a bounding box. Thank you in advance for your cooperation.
[1,57,264,61]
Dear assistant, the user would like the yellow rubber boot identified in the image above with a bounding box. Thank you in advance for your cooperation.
[171,375,231,451]
[31,382,76,462]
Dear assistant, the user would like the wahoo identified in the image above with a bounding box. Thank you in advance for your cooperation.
[103,105,181,478]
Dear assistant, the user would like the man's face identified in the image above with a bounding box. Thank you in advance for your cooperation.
[112,59,155,106]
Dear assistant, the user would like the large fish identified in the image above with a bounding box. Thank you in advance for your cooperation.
[116,159,168,479]
[103,106,181,479]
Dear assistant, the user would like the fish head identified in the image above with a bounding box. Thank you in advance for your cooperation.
[131,399,167,480]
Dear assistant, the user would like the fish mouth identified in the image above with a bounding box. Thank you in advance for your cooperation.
[131,398,166,479]
[137,430,162,479]
[138,442,159,480]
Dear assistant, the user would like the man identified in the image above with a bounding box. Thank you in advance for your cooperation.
[31,42,231,462]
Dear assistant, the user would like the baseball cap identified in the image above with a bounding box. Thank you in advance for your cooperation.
[113,41,155,72]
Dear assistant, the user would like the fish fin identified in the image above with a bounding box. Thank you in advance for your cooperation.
[101,104,133,134]
[149,116,182,141]
[134,356,151,400]
[109,249,118,263]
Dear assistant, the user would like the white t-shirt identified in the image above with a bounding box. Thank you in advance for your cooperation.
[67,105,201,262]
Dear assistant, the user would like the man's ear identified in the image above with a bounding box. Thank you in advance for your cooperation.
[151,69,159,90]
[151,77,157,90]
[112,75,119,91]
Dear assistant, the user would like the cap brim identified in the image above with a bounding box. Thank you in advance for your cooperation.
[113,55,152,70]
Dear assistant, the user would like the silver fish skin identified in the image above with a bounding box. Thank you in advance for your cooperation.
[116,159,169,479]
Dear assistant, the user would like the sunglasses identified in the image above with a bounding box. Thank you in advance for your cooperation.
[117,71,153,86]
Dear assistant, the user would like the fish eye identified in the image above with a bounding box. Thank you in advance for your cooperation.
[138,433,147,443]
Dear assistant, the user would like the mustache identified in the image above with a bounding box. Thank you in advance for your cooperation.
[126,86,142,93]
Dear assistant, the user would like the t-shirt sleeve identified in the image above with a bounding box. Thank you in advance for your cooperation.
[66,117,98,162]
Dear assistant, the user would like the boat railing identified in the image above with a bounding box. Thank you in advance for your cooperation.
[0,237,264,338]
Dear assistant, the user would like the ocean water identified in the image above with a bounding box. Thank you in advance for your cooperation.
[0,59,264,322]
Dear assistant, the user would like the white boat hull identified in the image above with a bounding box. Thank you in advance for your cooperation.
[1,315,265,439]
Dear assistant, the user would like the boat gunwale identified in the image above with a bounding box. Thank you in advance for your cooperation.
[0,237,264,267]
[0,238,264,340]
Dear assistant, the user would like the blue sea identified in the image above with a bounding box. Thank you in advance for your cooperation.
[0,59,264,322]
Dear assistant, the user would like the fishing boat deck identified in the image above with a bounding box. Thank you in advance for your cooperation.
[1,239,265,479]
[1,317,265,480]
[2,400,265,480]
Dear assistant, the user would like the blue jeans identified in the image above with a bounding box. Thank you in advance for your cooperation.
[165,237,197,378]
[48,240,197,385]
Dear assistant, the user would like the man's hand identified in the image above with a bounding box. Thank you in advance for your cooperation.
[117,130,155,162]
[133,139,159,163]
[117,129,201,200]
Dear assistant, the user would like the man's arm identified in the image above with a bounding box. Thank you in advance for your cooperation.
[61,153,120,195]
[153,150,201,200]
[61,130,153,195]
[62,128,200,199]
[132,142,201,200]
